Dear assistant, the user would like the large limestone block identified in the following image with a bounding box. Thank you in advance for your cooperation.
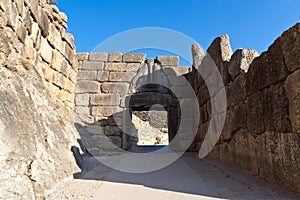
[40,37,53,64]
[264,85,291,132]
[77,70,98,80]
[43,65,54,83]
[286,69,300,133]
[227,73,247,106]
[245,39,289,96]
[77,52,89,61]
[206,35,232,85]
[6,1,18,31]
[101,82,129,96]
[246,91,265,134]
[96,70,109,82]
[126,63,141,72]
[75,94,90,106]
[0,0,10,12]
[16,22,27,44]
[105,62,140,72]
[53,71,64,88]
[24,10,33,35]
[228,48,259,80]
[63,78,75,93]
[226,129,258,174]
[105,63,125,72]
[108,71,135,82]
[38,7,50,37]
[75,80,100,93]
[122,54,146,63]
[89,52,107,61]
[67,68,77,83]
[62,32,75,50]
[59,11,68,22]
[81,61,104,70]
[280,23,300,72]
[63,42,74,65]
[51,50,63,72]
[222,103,247,141]
[156,56,179,66]
[15,0,24,17]
[108,52,122,62]
[255,132,300,192]
[90,93,120,106]
[207,34,232,69]
[47,23,62,51]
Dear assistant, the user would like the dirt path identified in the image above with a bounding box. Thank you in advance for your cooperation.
[45,153,300,200]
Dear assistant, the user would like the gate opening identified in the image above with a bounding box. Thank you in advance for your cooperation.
[132,109,169,146]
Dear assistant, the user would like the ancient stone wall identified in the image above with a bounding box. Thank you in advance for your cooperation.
[190,23,300,193]
[74,53,192,155]
[1,0,299,197]
[0,0,78,110]
[0,0,80,199]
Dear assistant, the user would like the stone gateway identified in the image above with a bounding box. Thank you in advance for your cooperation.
[0,0,299,198]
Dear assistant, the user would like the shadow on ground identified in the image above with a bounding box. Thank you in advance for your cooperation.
[70,147,300,200]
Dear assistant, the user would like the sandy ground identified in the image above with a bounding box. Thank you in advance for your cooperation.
[45,152,300,200]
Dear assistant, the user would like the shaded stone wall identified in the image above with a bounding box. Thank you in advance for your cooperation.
[74,53,193,155]
[0,0,80,199]
[190,23,300,193]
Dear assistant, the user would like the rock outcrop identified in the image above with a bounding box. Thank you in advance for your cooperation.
[0,0,80,199]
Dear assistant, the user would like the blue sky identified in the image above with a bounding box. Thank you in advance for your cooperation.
[58,0,300,65]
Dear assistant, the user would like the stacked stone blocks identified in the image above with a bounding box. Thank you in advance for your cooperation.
[0,0,78,110]
[190,23,300,193]
[75,52,192,154]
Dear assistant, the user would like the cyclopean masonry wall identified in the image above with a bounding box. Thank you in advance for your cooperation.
[0,0,77,109]
[0,0,80,199]
[74,53,197,155]
[190,23,300,193]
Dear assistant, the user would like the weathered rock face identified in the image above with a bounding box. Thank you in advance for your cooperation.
[191,23,300,193]
[0,67,80,200]
[286,69,300,133]
[0,0,80,199]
